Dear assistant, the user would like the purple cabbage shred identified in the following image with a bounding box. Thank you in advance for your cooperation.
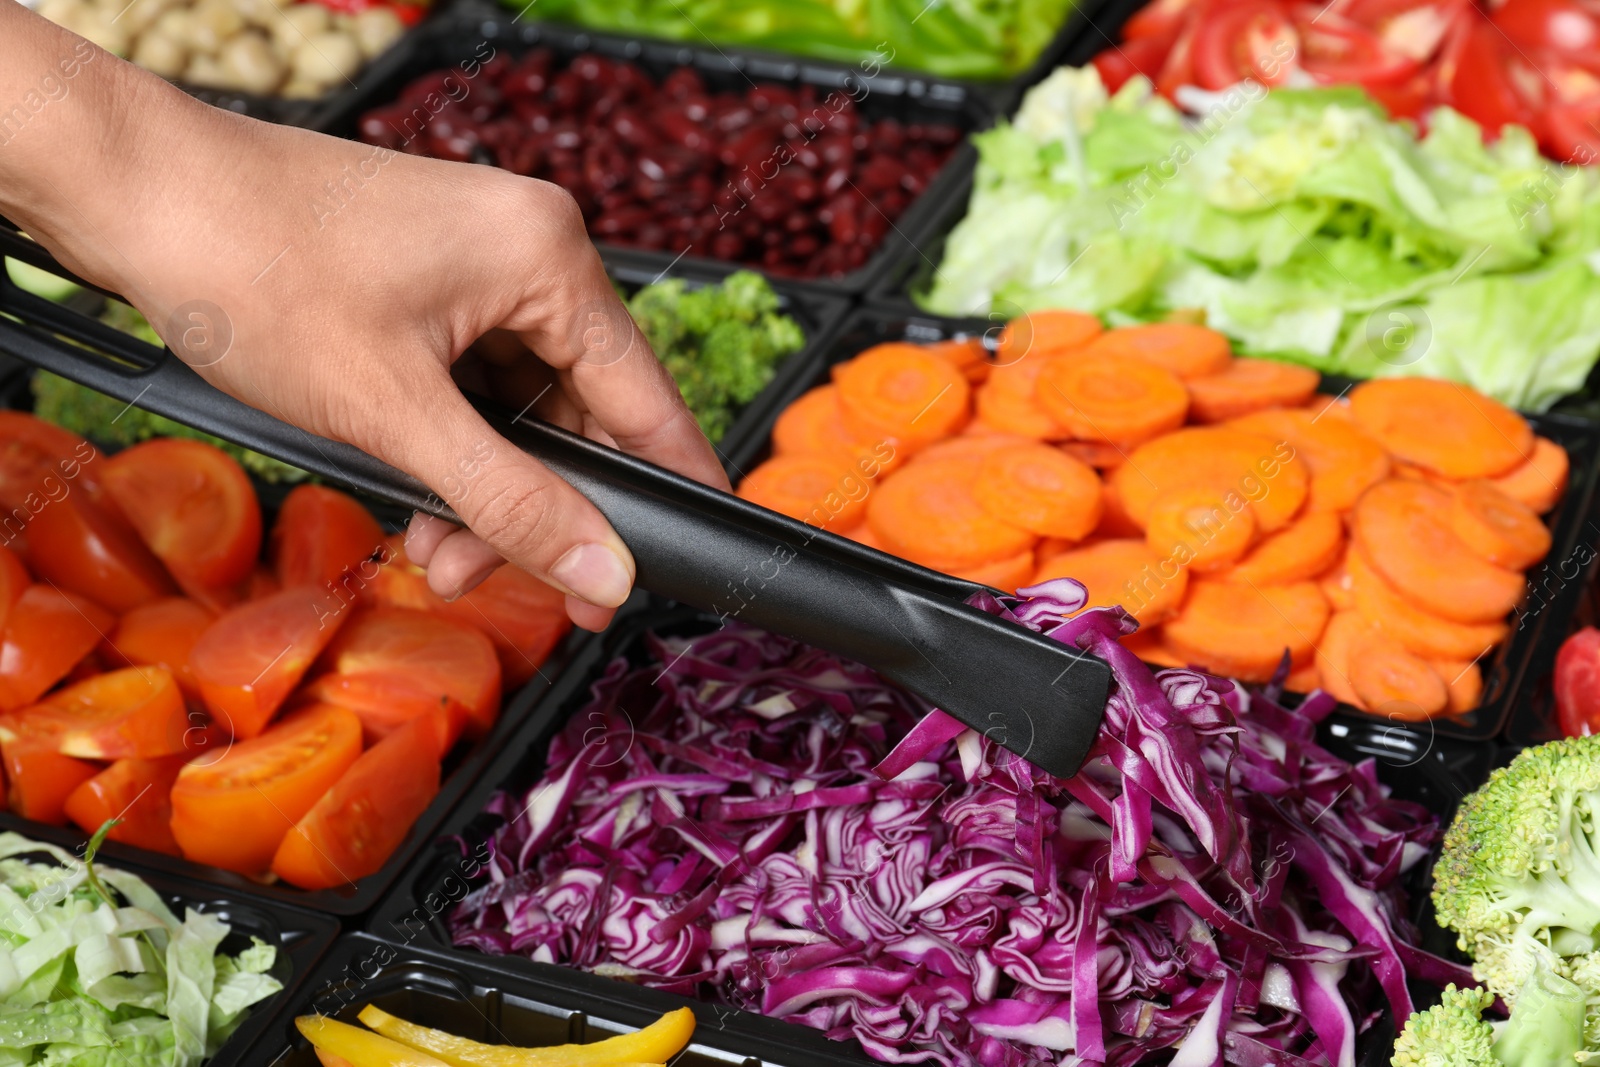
[449,578,1461,1067]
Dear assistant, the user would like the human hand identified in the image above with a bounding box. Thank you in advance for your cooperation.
[0,6,728,631]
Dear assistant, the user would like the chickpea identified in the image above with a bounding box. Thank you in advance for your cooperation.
[73,7,131,55]
[184,53,229,87]
[130,27,189,78]
[268,2,328,47]
[217,31,284,93]
[187,0,245,54]
[351,6,402,59]
[291,29,362,89]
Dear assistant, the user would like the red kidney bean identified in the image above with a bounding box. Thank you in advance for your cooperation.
[790,234,820,259]
[548,71,584,111]
[826,196,858,245]
[861,210,889,245]
[821,165,851,198]
[659,111,708,151]
[784,212,810,234]
[478,53,511,85]
[661,68,704,99]
[860,155,904,193]
[711,231,745,258]
[872,118,905,154]
[358,109,404,149]
[549,121,583,151]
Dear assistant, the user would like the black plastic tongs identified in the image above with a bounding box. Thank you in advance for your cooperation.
[0,267,1112,777]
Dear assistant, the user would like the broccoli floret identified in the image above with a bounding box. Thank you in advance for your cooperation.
[700,319,769,406]
[715,270,781,323]
[627,279,689,358]
[1392,966,1588,1067]
[1433,734,1600,1004]
[1393,985,1497,1067]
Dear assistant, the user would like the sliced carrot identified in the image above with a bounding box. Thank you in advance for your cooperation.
[1112,427,1309,533]
[1080,323,1234,380]
[1318,549,1355,611]
[1096,483,1144,539]
[1347,629,1449,720]
[738,455,869,532]
[834,344,971,450]
[1145,489,1256,573]
[918,433,1034,464]
[1232,511,1344,585]
[1352,479,1524,623]
[952,548,1037,592]
[867,458,1036,569]
[1450,480,1552,569]
[1187,359,1321,423]
[1486,436,1567,513]
[977,360,1071,440]
[1162,578,1330,682]
[1060,440,1127,469]
[1304,395,1356,422]
[1122,626,1185,668]
[1285,662,1321,694]
[1349,378,1534,479]
[1391,461,1446,485]
[973,444,1102,540]
[774,385,900,476]
[847,523,887,552]
[997,310,1103,362]
[1037,536,1077,558]
[1316,610,1374,709]
[1346,545,1508,659]
[1431,657,1483,714]
[925,338,990,384]
[1228,408,1390,513]
[1033,539,1188,624]
[1036,353,1189,444]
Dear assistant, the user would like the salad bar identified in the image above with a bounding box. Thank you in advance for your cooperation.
[13,0,1600,1065]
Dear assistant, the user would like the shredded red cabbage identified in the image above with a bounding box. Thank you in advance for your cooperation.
[450,580,1467,1067]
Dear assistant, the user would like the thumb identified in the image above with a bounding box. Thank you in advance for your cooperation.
[389,380,634,611]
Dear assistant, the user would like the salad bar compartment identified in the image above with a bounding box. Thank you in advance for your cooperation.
[312,16,989,294]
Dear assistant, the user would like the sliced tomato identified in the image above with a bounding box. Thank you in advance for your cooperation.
[0,413,102,513]
[1363,70,1436,119]
[1156,17,1201,97]
[0,710,99,823]
[1346,0,1469,60]
[308,607,502,738]
[1192,0,1302,89]
[189,586,350,739]
[101,439,261,599]
[270,486,386,592]
[299,673,471,751]
[1126,0,1208,38]
[26,492,176,613]
[270,710,443,889]
[1545,100,1600,161]
[0,547,28,619]
[1094,33,1181,92]
[40,665,189,760]
[1493,0,1600,52]
[169,703,363,874]
[1444,18,1542,135]
[0,586,114,711]
[105,597,214,702]
[1556,626,1600,736]
[1294,13,1421,84]
[64,755,186,855]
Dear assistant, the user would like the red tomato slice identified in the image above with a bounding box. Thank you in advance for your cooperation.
[1363,70,1436,119]
[1444,18,1542,135]
[189,586,350,739]
[105,597,214,702]
[1493,0,1600,52]
[1094,34,1181,92]
[0,711,99,823]
[0,547,28,619]
[101,439,262,598]
[1126,0,1208,38]
[1545,100,1600,161]
[1157,16,1201,97]
[1346,0,1469,59]
[0,586,115,711]
[64,755,187,855]
[26,492,176,613]
[308,607,502,738]
[270,710,443,889]
[169,703,363,874]
[1556,626,1600,736]
[270,485,385,591]
[298,673,472,751]
[41,665,189,760]
[1192,0,1302,89]
[1294,13,1421,84]
[0,413,102,513]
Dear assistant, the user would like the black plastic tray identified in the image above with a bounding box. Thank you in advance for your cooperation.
[365,599,1487,1067]
[731,304,1600,742]
[307,13,992,297]
[0,838,340,1067]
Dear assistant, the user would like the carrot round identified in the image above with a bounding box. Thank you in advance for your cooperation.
[1346,545,1508,659]
[834,344,971,450]
[1162,578,1330,682]
[1352,479,1524,623]
[1432,657,1484,714]
[1486,435,1568,513]
[1145,489,1256,573]
[1096,483,1144,539]
[1450,480,1552,569]
[1035,353,1190,444]
[1123,627,1186,668]
[952,548,1037,592]
[774,385,900,474]
[1187,359,1321,423]
[867,457,1036,569]
[976,360,1070,440]
[1318,548,1355,611]
[1033,538,1188,624]
[918,432,1034,465]
[1316,610,1374,708]
[974,444,1103,540]
[1231,511,1344,586]
[997,310,1103,363]
[1081,323,1233,380]
[1304,395,1356,422]
[1228,408,1390,513]
[1112,427,1309,533]
[1347,630,1449,720]
[738,455,868,531]
[1349,378,1534,479]
[926,338,990,384]
[1060,440,1127,470]
[1285,662,1321,694]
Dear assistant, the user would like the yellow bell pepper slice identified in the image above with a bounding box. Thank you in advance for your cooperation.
[297,1016,455,1067]
[355,1004,696,1067]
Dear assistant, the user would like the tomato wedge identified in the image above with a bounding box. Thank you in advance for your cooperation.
[1294,13,1420,84]
[0,546,28,621]
[1126,0,1204,39]
[1556,626,1600,736]
[189,586,349,739]
[1346,0,1468,60]
[1094,32,1181,92]
[105,597,214,702]
[26,492,176,613]
[0,413,101,513]
[64,755,187,855]
[1192,0,1302,89]
[0,586,115,711]
[169,703,363,874]
[1493,0,1600,53]
[270,486,385,591]
[0,711,99,823]
[1545,100,1600,161]
[306,607,502,739]
[101,439,262,599]
[299,673,472,751]
[271,711,443,889]
[1444,19,1542,136]
[41,665,189,760]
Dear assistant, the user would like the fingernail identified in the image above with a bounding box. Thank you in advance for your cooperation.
[550,543,632,608]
